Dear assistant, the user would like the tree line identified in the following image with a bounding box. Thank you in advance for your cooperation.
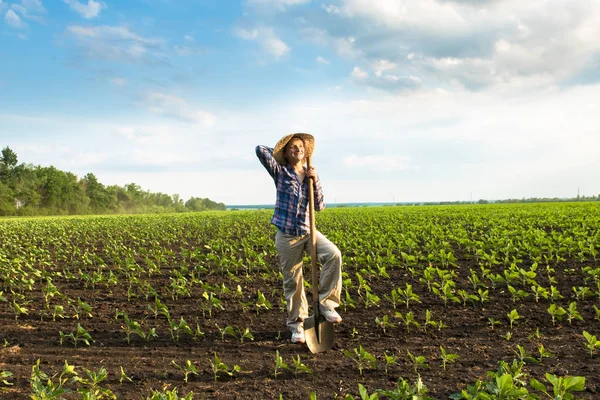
[0,146,226,216]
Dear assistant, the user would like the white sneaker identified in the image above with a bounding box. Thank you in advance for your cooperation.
[291,328,305,343]
[320,307,342,323]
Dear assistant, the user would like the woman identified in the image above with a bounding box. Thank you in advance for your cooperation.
[256,133,343,344]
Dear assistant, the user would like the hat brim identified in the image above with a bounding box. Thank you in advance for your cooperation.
[272,133,314,165]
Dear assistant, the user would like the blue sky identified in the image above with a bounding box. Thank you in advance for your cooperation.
[2,0,600,205]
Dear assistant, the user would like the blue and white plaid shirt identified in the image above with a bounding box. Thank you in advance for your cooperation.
[256,145,325,236]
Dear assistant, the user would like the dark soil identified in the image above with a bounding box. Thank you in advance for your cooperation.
[1,255,599,400]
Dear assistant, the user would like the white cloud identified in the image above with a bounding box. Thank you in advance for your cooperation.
[173,44,206,56]
[64,0,103,19]
[316,56,330,65]
[5,9,27,28]
[184,34,193,41]
[236,27,289,59]
[142,92,216,126]
[307,0,600,91]
[10,0,46,23]
[247,0,310,11]
[351,66,368,79]
[66,25,167,65]
[110,77,127,86]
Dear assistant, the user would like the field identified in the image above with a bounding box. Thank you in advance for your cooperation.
[1,203,600,399]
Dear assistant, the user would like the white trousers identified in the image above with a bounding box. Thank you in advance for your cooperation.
[275,230,342,331]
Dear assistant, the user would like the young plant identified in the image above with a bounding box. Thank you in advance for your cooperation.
[341,289,357,312]
[537,344,554,363]
[407,350,429,375]
[376,376,431,400]
[343,345,377,376]
[566,302,583,325]
[1,370,13,386]
[30,359,78,399]
[121,313,146,343]
[255,290,272,314]
[172,360,199,383]
[75,366,116,399]
[507,309,520,330]
[398,283,420,309]
[273,350,289,378]
[396,311,421,332]
[547,304,566,325]
[530,373,585,400]
[291,354,312,377]
[375,315,393,334]
[383,352,398,375]
[118,366,133,384]
[217,325,236,341]
[60,323,93,347]
[439,346,460,371]
[488,317,502,330]
[236,327,254,343]
[210,352,240,382]
[582,331,600,358]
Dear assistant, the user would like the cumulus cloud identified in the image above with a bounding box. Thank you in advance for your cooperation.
[142,92,216,126]
[10,0,46,23]
[5,9,27,28]
[311,0,600,91]
[64,0,104,19]
[316,56,330,65]
[236,27,289,59]
[65,25,168,65]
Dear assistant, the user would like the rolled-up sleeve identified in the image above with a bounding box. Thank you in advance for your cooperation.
[313,174,325,211]
[255,145,279,180]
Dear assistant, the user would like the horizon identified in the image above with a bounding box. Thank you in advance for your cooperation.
[2,0,600,205]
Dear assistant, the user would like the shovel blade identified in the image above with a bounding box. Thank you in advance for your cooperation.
[304,315,334,353]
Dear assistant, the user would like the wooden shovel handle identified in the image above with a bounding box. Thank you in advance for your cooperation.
[307,157,319,304]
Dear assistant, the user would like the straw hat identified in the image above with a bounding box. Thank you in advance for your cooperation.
[272,133,315,165]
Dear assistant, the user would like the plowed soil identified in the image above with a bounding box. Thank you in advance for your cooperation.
[1,253,599,400]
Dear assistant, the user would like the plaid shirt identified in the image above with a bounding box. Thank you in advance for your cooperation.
[256,145,325,236]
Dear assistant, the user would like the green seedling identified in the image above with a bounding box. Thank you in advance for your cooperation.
[273,350,289,378]
[439,346,460,371]
[119,366,133,384]
[210,352,240,382]
[255,290,272,314]
[383,352,398,375]
[343,345,376,376]
[566,302,583,325]
[1,370,13,386]
[507,309,520,329]
[291,354,312,377]
[236,327,254,343]
[395,311,421,332]
[488,317,502,330]
[398,283,420,309]
[407,350,429,374]
[375,315,393,334]
[582,331,600,358]
[548,304,566,325]
[172,360,199,383]
[75,366,116,399]
[530,373,585,400]
[30,359,78,399]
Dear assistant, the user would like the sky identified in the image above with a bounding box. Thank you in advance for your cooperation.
[1,0,599,206]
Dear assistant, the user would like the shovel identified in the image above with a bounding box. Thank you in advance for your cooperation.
[303,157,334,353]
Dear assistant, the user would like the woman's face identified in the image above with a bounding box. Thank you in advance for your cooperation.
[284,138,305,164]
